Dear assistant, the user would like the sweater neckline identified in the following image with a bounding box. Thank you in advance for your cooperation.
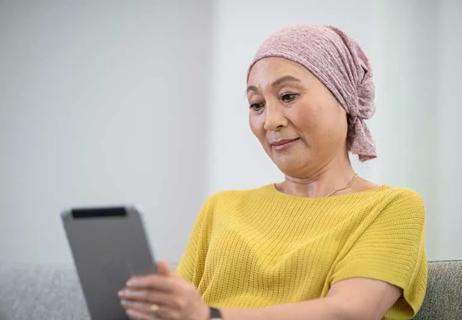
[266,183,391,201]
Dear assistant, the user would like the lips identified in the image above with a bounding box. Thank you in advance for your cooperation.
[270,137,300,147]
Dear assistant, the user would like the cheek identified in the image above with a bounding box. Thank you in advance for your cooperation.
[290,104,320,137]
[294,104,346,150]
[249,114,271,152]
[249,114,263,137]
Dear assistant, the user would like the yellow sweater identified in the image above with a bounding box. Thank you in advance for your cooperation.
[176,184,427,319]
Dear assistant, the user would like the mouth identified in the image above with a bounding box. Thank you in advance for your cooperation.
[270,137,300,150]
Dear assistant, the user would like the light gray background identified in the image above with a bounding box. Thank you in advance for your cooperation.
[1,0,461,267]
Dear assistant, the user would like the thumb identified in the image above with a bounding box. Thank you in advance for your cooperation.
[156,260,171,276]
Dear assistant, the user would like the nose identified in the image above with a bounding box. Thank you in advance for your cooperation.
[263,103,288,131]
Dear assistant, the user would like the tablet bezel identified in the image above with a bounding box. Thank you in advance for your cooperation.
[61,206,156,320]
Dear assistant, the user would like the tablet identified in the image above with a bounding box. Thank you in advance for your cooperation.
[61,206,156,320]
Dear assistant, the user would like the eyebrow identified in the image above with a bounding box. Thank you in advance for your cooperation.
[246,75,301,94]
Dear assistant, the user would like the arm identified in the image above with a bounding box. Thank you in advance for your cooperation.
[221,277,401,320]
[120,268,401,320]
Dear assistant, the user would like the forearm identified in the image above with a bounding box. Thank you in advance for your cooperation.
[220,296,355,320]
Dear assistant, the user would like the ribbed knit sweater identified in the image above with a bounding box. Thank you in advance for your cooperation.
[176,184,427,320]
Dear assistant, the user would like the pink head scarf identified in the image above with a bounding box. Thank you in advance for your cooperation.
[247,24,376,162]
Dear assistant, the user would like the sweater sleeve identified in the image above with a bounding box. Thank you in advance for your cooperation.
[329,189,427,319]
[175,194,215,287]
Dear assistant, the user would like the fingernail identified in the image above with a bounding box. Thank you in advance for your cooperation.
[120,299,127,305]
[118,290,124,296]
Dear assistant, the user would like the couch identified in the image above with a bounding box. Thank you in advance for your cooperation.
[0,260,460,319]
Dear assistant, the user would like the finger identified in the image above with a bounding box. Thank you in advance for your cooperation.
[120,299,152,313]
[125,308,152,320]
[122,300,178,320]
[156,260,171,276]
[119,288,173,305]
[126,274,176,292]
[154,306,179,320]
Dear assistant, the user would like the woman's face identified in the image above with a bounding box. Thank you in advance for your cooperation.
[247,57,349,178]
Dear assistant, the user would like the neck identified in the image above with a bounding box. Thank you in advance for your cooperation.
[277,154,356,198]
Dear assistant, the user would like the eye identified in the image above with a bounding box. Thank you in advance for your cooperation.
[249,102,264,112]
[281,93,298,103]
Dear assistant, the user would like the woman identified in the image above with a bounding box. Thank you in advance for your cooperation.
[118,25,427,320]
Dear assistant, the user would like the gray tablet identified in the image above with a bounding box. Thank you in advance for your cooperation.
[61,206,157,320]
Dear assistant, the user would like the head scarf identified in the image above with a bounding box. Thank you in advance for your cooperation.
[247,24,376,162]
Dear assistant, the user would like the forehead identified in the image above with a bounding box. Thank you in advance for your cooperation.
[247,57,313,88]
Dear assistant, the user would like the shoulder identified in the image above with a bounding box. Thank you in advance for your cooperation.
[355,178,424,205]
[384,186,425,209]
[377,186,426,224]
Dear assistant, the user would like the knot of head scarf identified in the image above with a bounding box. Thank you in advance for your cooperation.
[246,24,376,162]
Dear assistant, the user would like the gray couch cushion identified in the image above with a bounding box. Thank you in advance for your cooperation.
[414,260,462,320]
[0,261,90,320]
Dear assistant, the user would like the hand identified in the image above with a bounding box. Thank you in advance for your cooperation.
[118,260,209,320]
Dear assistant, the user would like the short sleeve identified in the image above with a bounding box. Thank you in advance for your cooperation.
[329,189,427,319]
[175,195,215,287]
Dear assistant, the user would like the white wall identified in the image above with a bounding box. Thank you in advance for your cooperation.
[433,0,462,259]
[1,0,461,266]
[0,0,212,265]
